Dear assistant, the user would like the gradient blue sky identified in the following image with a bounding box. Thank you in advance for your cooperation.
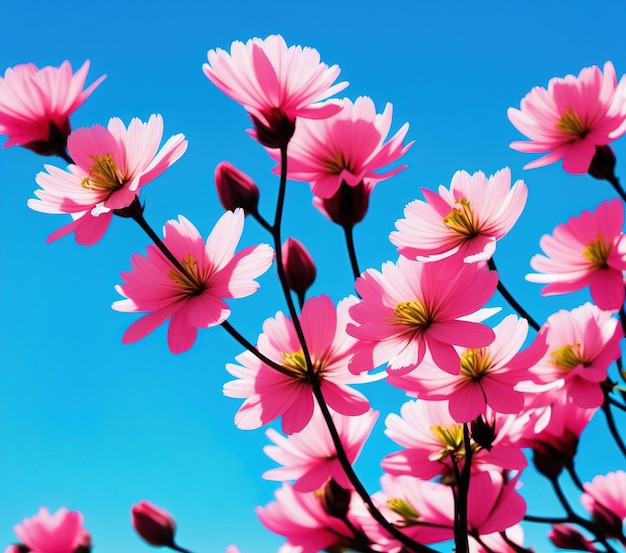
[1,1,626,551]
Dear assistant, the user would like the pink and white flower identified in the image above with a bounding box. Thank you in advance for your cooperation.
[348,256,497,376]
[28,114,187,246]
[263,407,378,492]
[526,199,626,311]
[203,35,347,145]
[0,60,105,153]
[113,210,274,354]
[12,507,89,553]
[391,168,527,263]
[580,470,626,537]
[275,96,412,199]
[508,61,626,173]
[223,295,374,434]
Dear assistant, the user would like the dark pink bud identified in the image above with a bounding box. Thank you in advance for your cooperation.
[249,109,295,149]
[588,145,617,182]
[214,161,259,213]
[131,500,176,547]
[531,431,578,478]
[313,180,372,227]
[281,238,316,298]
[548,524,596,551]
[73,529,91,553]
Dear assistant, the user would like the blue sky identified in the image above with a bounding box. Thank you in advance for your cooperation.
[1,0,626,551]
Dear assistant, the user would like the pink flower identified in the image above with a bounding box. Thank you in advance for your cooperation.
[348,256,497,376]
[13,507,89,553]
[274,96,412,199]
[312,179,374,227]
[281,238,317,299]
[526,199,626,311]
[0,60,105,154]
[263,407,378,492]
[580,470,626,537]
[113,210,274,354]
[256,483,365,553]
[526,303,622,408]
[508,61,626,173]
[131,500,176,547]
[214,161,259,213]
[223,295,374,434]
[548,524,597,552]
[387,315,541,422]
[203,35,347,147]
[28,114,188,246]
[390,168,527,263]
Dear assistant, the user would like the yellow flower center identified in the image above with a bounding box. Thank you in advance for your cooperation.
[443,198,478,237]
[430,424,480,463]
[555,106,589,137]
[550,343,587,370]
[582,235,610,268]
[390,300,432,331]
[80,153,125,192]
[168,254,207,295]
[387,498,420,525]
[281,350,322,379]
[459,348,492,380]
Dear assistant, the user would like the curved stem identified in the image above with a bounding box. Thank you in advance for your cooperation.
[59,149,73,164]
[602,396,626,457]
[608,174,626,203]
[566,463,586,493]
[524,514,569,524]
[170,544,196,553]
[487,258,540,331]
[608,396,626,412]
[250,208,273,233]
[619,306,626,339]
[343,224,361,282]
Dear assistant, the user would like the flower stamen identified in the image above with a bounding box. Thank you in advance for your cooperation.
[390,300,432,331]
[555,106,589,137]
[168,254,206,295]
[81,153,125,192]
[582,235,610,268]
[551,343,587,370]
[443,198,478,237]
[459,348,492,380]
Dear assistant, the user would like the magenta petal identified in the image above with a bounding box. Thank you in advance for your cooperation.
[167,308,198,354]
[122,304,179,344]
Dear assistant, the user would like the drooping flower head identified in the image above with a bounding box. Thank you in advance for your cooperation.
[12,507,89,553]
[391,168,527,263]
[348,256,497,377]
[0,60,105,155]
[580,470,626,538]
[223,295,375,435]
[273,96,412,199]
[28,114,188,246]
[508,61,626,174]
[263,407,378,492]
[526,199,626,311]
[113,210,274,354]
[203,35,348,147]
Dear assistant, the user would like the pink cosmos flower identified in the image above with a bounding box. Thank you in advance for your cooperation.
[508,61,626,173]
[256,483,366,553]
[390,168,527,263]
[382,399,527,481]
[28,114,188,246]
[12,507,89,553]
[312,179,374,227]
[470,526,525,553]
[387,316,543,422]
[223,295,375,434]
[580,470,626,537]
[203,35,347,146]
[263,407,378,492]
[113,210,274,354]
[0,60,105,154]
[348,256,497,376]
[548,524,597,552]
[525,303,622,409]
[526,199,626,311]
[273,96,412,199]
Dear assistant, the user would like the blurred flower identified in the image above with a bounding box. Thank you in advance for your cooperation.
[348,257,497,376]
[548,524,597,551]
[281,238,316,299]
[526,199,626,311]
[224,295,374,434]
[12,507,89,553]
[580,470,626,538]
[214,161,259,213]
[391,168,527,263]
[28,114,187,246]
[0,60,105,155]
[263,407,378,491]
[131,500,176,547]
[508,61,626,173]
[113,210,274,354]
[273,96,411,199]
[203,35,347,147]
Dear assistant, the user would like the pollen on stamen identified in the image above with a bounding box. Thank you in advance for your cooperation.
[550,343,586,370]
[390,300,432,330]
[443,198,478,237]
[459,348,492,380]
[168,253,206,294]
[555,106,588,137]
[81,153,125,192]
[582,235,610,268]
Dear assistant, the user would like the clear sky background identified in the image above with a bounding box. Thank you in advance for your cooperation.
[1,1,625,552]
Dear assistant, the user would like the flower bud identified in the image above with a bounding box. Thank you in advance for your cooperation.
[281,238,316,298]
[214,161,259,213]
[548,524,596,551]
[470,415,496,452]
[313,180,372,227]
[131,500,176,547]
[320,479,351,519]
[587,145,617,182]
[531,430,578,479]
